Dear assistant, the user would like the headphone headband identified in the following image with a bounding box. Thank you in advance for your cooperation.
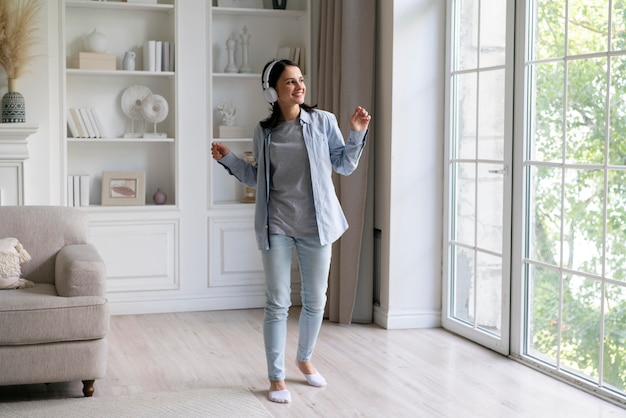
[262,60,280,90]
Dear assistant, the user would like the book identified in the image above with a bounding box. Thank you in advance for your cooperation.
[293,47,301,66]
[80,175,90,207]
[67,109,79,138]
[79,107,96,138]
[67,175,74,206]
[73,175,81,207]
[155,41,163,72]
[169,42,175,71]
[68,108,87,138]
[162,41,170,72]
[143,40,156,71]
[84,107,100,138]
[276,46,292,60]
[89,107,105,138]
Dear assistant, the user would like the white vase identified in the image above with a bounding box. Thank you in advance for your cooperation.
[84,28,108,53]
[123,51,136,71]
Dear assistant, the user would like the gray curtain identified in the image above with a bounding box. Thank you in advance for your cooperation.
[313,0,376,324]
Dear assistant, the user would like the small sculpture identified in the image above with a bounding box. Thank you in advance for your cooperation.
[142,94,169,138]
[224,33,238,73]
[218,101,237,126]
[239,26,252,73]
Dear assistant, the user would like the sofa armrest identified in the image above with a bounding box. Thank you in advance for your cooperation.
[55,243,106,297]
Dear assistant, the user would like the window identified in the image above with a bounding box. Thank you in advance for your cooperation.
[521,0,626,401]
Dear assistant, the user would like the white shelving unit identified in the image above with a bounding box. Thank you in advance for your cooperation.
[62,0,176,207]
[208,0,310,208]
[206,0,311,289]
[60,0,181,299]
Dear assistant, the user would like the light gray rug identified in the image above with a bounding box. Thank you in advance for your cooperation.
[0,386,273,418]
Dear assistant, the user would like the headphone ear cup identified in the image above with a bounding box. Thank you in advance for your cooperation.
[264,87,278,103]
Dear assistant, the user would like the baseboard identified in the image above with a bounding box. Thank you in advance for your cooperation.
[107,290,302,316]
[373,305,441,329]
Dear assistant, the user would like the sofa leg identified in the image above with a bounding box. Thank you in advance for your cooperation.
[82,380,95,397]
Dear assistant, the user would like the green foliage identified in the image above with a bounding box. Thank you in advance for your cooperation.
[528,0,626,393]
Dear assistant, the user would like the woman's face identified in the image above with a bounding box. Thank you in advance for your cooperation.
[275,65,306,107]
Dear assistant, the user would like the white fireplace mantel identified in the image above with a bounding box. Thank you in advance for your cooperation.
[0,123,38,160]
[0,123,38,205]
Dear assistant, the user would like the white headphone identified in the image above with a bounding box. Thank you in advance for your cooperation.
[262,60,280,103]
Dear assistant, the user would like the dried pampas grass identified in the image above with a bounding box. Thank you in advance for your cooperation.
[0,0,42,84]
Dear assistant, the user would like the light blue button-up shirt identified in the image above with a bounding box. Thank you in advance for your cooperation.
[217,108,367,250]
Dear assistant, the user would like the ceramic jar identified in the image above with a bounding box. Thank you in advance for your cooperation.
[84,28,108,53]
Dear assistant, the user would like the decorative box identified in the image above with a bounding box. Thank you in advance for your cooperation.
[71,52,116,71]
[215,125,248,138]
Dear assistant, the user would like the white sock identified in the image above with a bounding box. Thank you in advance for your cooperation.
[269,388,291,404]
[304,372,327,387]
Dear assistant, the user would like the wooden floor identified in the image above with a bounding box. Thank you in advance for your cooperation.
[1,308,624,417]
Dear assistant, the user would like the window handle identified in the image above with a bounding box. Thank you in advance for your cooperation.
[488,166,508,175]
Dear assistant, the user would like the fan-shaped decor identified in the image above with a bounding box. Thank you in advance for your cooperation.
[121,85,151,138]
[142,94,169,138]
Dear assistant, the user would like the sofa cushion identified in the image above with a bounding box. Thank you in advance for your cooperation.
[0,284,109,345]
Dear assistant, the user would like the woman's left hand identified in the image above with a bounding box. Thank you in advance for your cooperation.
[349,106,371,131]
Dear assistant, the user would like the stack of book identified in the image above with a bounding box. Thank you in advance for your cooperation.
[143,40,175,72]
[67,175,90,207]
[67,107,105,138]
[276,45,304,68]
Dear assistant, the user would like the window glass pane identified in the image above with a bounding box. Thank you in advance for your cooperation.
[477,163,503,254]
[563,169,604,275]
[452,244,474,324]
[609,56,626,166]
[612,0,626,51]
[454,73,477,159]
[477,69,505,160]
[476,251,502,336]
[566,57,607,165]
[454,162,476,246]
[455,0,478,70]
[606,170,626,282]
[526,264,559,366]
[604,283,626,392]
[531,0,566,60]
[568,0,609,56]
[479,0,506,67]
[560,275,601,382]
[527,165,562,267]
[529,62,564,163]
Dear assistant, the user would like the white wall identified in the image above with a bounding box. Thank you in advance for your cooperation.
[4,0,446,328]
[0,1,58,205]
[374,0,445,329]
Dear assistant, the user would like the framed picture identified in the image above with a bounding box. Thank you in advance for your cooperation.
[216,0,263,8]
[101,171,145,206]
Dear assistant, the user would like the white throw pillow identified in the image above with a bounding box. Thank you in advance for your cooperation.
[0,237,34,289]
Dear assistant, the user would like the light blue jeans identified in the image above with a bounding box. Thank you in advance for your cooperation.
[261,234,332,382]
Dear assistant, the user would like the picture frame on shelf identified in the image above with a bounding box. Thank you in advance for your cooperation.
[216,0,263,8]
[101,171,146,206]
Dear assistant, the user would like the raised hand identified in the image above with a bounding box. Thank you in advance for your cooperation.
[211,142,230,160]
[349,106,371,131]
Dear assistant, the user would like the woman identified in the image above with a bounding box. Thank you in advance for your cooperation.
[211,59,371,404]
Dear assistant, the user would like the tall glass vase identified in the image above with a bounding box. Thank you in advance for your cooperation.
[2,79,26,123]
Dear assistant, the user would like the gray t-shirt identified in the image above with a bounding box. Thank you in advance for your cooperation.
[268,119,318,237]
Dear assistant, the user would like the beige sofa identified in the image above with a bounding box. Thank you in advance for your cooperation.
[0,206,109,397]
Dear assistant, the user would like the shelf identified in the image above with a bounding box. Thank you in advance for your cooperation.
[67,137,175,143]
[211,137,252,142]
[66,1,174,13]
[213,72,260,79]
[67,69,175,78]
[212,7,306,18]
